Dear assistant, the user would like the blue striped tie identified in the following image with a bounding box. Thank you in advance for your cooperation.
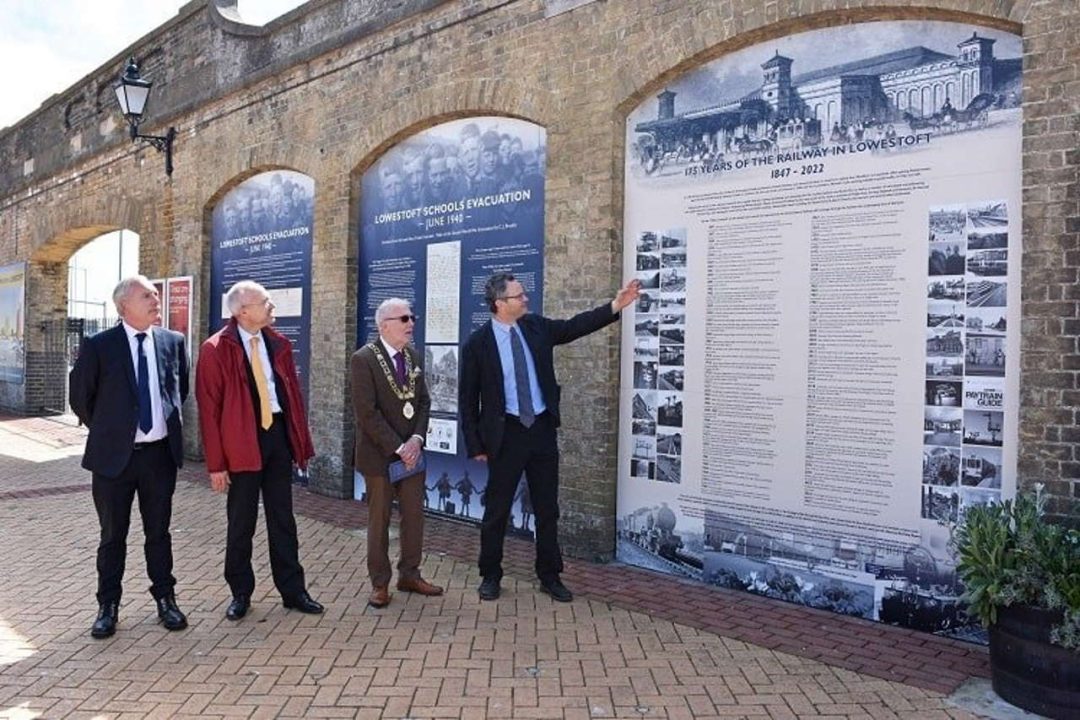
[510,326,535,428]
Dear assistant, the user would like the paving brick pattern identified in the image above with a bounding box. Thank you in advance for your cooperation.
[0,417,984,719]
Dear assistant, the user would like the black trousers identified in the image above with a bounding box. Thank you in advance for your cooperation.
[479,413,563,582]
[224,416,306,598]
[92,439,177,605]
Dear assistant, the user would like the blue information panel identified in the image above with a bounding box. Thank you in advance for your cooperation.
[357,117,547,531]
[209,171,315,402]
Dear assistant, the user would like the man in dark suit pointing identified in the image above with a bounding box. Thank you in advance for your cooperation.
[460,273,640,602]
[69,275,190,638]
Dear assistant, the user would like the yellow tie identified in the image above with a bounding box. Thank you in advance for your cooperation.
[249,336,273,430]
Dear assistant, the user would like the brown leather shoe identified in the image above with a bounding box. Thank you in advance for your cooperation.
[396,577,444,596]
[368,586,391,608]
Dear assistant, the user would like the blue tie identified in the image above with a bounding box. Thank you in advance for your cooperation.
[136,333,152,433]
[509,326,535,428]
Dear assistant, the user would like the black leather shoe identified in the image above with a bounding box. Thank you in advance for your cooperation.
[156,594,188,631]
[478,577,501,601]
[90,602,119,639]
[282,591,324,614]
[539,577,573,603]
[226,595,250,621]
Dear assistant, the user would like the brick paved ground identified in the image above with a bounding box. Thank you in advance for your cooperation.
[0,415,987,719]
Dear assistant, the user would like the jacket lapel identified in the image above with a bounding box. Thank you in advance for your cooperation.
[114,324,138,397]
[151,326,169,400]
[482,322,506,402]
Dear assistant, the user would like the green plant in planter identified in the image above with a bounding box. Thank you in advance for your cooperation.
[952,485,1080,649]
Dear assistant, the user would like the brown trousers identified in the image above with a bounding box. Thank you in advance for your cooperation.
[366,471,425,588]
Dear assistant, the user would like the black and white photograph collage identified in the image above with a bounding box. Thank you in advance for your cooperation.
[922,201,1008,524]
[631,228,686,484]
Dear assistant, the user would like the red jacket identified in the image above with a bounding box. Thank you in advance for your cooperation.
[196,319,315,473]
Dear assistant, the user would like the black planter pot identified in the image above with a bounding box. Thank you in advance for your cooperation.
[988,604,1080,719]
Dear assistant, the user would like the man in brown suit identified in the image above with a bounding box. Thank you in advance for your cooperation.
[351,298,444,608]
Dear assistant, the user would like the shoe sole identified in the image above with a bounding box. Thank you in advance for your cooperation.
[159,619,188,631]
[367,599,390,608]
[90,629,115,639]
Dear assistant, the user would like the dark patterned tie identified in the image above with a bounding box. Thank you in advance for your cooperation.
[510,326,535,428]
[394,351,407,388]
[136,333,152,433]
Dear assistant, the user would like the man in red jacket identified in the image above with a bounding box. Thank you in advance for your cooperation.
[196,280,323,620]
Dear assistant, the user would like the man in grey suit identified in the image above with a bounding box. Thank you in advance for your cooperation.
[69,275,189,638]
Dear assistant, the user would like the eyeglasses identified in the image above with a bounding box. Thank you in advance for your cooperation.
[389,314,419,324]
[499,293,527,301]
[243,297,273,308]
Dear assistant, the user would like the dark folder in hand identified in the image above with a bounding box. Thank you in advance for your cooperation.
[388,452,426,484]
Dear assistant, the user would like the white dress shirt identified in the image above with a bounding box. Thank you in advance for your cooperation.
[122,321,168,443]
[238,325,282,413]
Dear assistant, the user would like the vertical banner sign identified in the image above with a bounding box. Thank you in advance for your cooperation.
[166,276,193,348]
[210,171,315,401]
[357,117,547,531]
[619,21,1022,638]
[0,262,27,384]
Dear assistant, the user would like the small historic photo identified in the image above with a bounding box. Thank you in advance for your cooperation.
[424,345,459,414]
[928,205,966,243]
[960,487,1000,516]
[629,459,655,480]
[661,249,687,267]
[967,200,1008,229]
[921,485,960,523]
[963,377,1004,411]
[965,334,1006,377]
[659,295,686,309]
[636,253,661,271]
[635,291,658,314]
[657,391,683,427]
[923,446,960,486]
[635,317,659,337]
[636,231,659,253]
[968,230,1007,250]
[927,300,964,329]
[962,446,1003,489]
[967,248,1007,277]
[658,367,684,391]
[963,409,1003,446]
[925,379,962,407]
[661,229,687,249]
[924,407,962,447]
[967,279,1007,307]
[656,430,682,456]
[656,454,681,484]
[632,391,658,422]
[966,307,1006,335]
[659,311,685,326]
[925,355,964,379]
[631,435,655,461]
[926,328,963,357]
[659,327,685,345]
[634,337,658,359]
[928,241,966,276]
[660,267,687,292]
[659,344,685,366]
[636,270,661,289]
[632,418,656,436]
[633,361,658,389]
[928,277,965,301]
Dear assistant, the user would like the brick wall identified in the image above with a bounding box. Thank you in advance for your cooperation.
[1,0,1076,556]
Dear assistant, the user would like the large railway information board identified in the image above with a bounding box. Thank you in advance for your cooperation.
[617,20,1022,637]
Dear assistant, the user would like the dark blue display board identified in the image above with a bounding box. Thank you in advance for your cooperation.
[357,117,547,532]
[209,171,314,403]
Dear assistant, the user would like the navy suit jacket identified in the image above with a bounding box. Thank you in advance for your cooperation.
[459,303,617,459]
[69,324,189,478]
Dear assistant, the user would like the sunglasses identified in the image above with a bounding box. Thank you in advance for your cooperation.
[389,314,419,324]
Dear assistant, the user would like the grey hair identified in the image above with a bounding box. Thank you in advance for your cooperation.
[376,297,411,324]
[112,275,154,311]
[225,280,268,316]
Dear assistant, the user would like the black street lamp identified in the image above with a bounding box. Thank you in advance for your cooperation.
[114,58,176,177]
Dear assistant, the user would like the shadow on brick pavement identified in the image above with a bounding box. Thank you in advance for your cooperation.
[0,416,987,719]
